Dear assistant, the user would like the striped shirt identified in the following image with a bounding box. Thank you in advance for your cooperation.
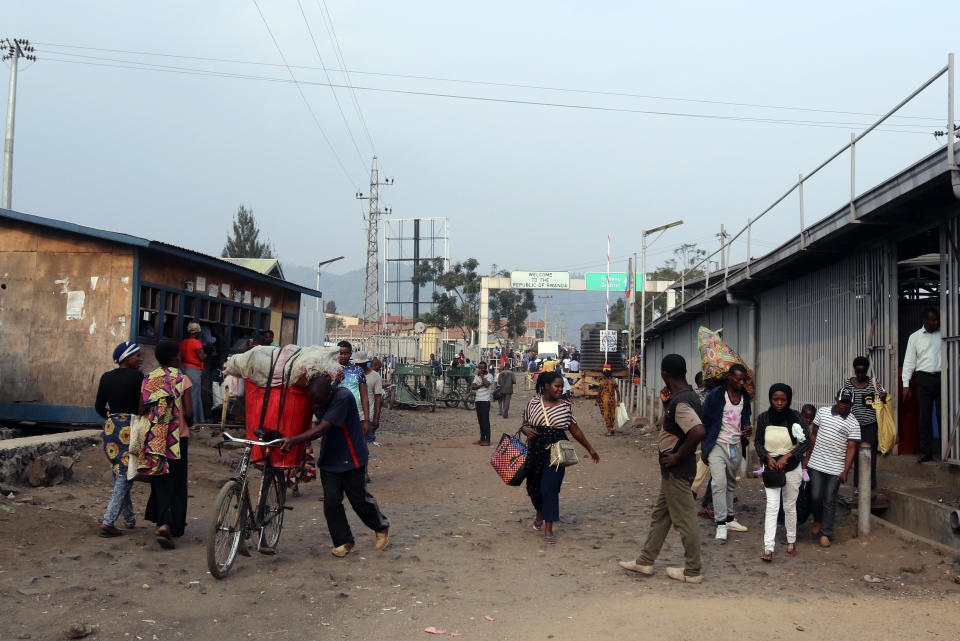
[522,396,575,430]
[840,378,885,426]
[808,406,861,476]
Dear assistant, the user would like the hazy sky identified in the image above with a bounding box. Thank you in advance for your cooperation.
[4,1,956,289]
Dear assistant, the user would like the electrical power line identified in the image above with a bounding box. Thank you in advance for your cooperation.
[250,0,359,188]
[315,0,377,155]
[295,0,367,170]
[39,52,938,135]
[33,40,945,125]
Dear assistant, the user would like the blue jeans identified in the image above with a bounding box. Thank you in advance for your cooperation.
[529,463,565,522]
[103,472,135,526]
[184,366,204,423]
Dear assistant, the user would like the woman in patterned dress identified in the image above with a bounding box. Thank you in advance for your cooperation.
[139,342,193,549]
[520,371,600,544]
[94,341,144,537]
[596,366,620,435]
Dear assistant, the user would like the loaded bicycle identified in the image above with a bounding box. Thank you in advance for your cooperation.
[206,429,292,579]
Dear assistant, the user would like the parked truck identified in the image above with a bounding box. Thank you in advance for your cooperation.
[535,340,560,363]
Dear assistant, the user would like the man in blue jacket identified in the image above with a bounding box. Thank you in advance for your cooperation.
[700,363,752,541]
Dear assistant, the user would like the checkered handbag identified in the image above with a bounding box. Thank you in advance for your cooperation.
[490,431,528,486]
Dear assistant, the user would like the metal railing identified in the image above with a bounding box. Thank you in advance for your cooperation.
[641,54,956,328]
[629,54,958,422]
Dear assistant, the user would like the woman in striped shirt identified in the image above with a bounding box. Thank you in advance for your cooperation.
[840,356,886,492]
[520,371,600,544]
[803,388,861,548]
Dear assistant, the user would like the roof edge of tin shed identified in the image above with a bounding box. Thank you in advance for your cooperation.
[644,141,958,338]
[0,207,322,298]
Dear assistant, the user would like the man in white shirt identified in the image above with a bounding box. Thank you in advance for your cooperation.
[471,361,495,446]
[901,308,941,462]
[567,358,580,373]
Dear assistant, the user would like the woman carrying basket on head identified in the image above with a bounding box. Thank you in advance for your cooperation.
[94,341,145,537]
[520,371,599,544]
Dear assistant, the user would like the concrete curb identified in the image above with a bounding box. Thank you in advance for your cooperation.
[870,514,960,555]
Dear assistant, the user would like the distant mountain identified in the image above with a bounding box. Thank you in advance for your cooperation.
[280,263,624,347]
[282,263,366,317]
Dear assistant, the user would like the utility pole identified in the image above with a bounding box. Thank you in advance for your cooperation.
[627,255,635,370]
[1,38,35,210]
[539,295,552,342]
[356,156,393,336]
[717,224,729,270]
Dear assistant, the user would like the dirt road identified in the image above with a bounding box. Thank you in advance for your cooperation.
[2,387,958,640]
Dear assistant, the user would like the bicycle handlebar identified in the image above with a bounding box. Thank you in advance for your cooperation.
[221,432,284,447]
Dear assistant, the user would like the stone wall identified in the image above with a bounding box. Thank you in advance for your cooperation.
[0,430,101,485]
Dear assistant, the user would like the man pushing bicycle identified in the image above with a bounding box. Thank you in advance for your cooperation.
[280,376,390,557]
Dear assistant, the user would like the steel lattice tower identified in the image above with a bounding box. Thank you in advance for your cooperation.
[356,156,393,335]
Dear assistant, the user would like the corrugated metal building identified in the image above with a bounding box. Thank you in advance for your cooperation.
[642,142,960,464]
[0,209,321,424]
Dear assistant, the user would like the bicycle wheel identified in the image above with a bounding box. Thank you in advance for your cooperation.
[257,470,286,552]
[463,396,476,411]
[444,390,461,408]
[206,480,246,579]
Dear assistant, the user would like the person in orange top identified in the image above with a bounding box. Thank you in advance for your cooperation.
[179,322,206,423]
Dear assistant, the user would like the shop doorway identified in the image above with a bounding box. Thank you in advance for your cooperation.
[896,228,940,455]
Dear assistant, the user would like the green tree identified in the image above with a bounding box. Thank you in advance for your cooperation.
[608,297,626,326]
[324,300,337,313]
[325,314,345,330]
[648,242,706,283]
[222,205,274,258]
[643,243,707,320]
[488,270,537,340]
[411,257,482,341]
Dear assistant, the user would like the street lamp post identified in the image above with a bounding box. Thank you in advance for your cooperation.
[639,219,683,415]
[316,255,345,312]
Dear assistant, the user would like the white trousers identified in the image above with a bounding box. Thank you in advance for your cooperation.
[763,465,803,551]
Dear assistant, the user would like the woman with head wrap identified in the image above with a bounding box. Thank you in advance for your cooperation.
[140,342,193,549]
[595,365,621,436]
[94,341,144,537]
[754,383,810,561]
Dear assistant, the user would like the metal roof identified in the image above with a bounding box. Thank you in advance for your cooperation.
[0,208,322,298]
[221,257,285,279]
[645,141,957,337]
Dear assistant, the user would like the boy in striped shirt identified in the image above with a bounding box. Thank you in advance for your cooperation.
[803,388,861,548]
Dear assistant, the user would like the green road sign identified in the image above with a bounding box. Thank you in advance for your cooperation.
[584,272,643,291]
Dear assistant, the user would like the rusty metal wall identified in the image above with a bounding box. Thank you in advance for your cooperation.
[941,214,960,463]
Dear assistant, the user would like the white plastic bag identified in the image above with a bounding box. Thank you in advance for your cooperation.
[615,402,629,428]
